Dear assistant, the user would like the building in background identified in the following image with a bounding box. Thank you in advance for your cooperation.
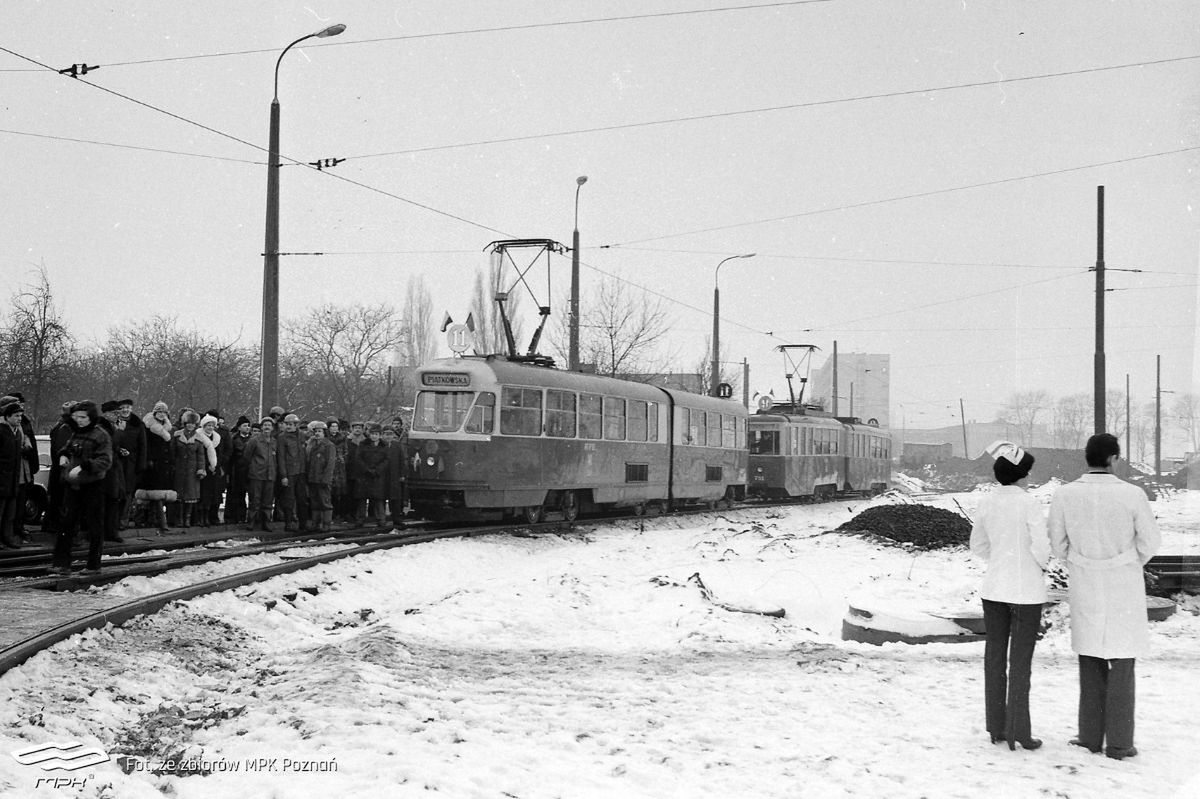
[809,352,890,426]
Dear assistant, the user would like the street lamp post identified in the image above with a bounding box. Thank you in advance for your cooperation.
[568,175,588,372]
[260,22,346,417]
[711,253,755,396]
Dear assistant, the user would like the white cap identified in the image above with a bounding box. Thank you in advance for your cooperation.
[983,440,1026,466]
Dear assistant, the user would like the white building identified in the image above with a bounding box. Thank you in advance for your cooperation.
[809,352,890,426]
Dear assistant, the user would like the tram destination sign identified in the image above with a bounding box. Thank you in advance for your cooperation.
[422,372,471,387]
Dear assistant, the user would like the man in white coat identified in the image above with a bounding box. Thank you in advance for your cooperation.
[1048,433,1160,761]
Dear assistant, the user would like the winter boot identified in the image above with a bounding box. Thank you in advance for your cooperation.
[181,504,192,529]
[156,502,170,534]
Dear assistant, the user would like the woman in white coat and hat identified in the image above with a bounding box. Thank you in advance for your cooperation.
[1048,433,1160,761]
[970,440,1049,751]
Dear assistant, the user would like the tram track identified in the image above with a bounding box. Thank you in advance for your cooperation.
[0,492,919,676]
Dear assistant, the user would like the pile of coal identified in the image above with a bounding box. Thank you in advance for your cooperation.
[836,504,971,549]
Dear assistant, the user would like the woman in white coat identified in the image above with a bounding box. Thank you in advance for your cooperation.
[970,441,1049,751]
[1048,433,1160,761]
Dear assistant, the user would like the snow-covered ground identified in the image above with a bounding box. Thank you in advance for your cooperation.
[2,489,1198,798]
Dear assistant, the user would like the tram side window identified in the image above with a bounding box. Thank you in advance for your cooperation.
[500,386,543,437]
[579,393,603,439]
[648,401,660,442]
[627,400,648,442]
[546,390,577,438]
[736,417,745,449]
[463,392,495,434]
[707,412,721,448]
[721,414,735,448]
[690,410,706,447]
[750,429,779,455]
[603,396,626,440]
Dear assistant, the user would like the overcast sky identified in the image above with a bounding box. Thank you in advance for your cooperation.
[3,1,1197,432]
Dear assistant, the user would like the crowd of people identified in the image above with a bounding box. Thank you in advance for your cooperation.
[0,393,411,576]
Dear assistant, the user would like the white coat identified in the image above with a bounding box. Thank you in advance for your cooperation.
[970,485,1050,604]
[1048,473,1161,658]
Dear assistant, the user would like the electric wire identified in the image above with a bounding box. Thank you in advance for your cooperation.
[0,1,834,72]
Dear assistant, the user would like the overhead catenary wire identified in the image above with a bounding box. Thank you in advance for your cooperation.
[0,1,836,72]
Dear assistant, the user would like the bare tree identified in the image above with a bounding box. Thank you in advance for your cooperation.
[1171,392,1200,452]
[398,276,436,367]
[0,265,76,427]
[1131,400,1156,463]
[1051,393,1090,448]
[577,277,672,378]
[999,390,1051,447]
[1105,389,1130,444]
[282,302,405,422]
[471,261,523,356]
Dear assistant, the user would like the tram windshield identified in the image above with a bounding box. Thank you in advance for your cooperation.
[749,429,780,455]
[413,391,496,433]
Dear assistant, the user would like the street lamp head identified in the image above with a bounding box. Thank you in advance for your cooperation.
[316,23,347,38]
[576,175,588,186]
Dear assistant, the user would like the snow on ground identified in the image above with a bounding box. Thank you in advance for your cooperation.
[1,490,1198,798]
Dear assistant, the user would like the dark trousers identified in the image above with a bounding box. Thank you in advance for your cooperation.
[103,493,123,541]
[0,495,19,545]
[248,479,275,527]
[227,473,249,523]
[55,483,105,570]
[278,475,309,527]
[12,483,28,537]
[1078,655,1136,752]
[982,599,1043,742]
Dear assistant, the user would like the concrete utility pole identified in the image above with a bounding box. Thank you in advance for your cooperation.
[711,253,755,396]
[1094,185,1106,434]
[260,23,346,417]
[569,176,587,371]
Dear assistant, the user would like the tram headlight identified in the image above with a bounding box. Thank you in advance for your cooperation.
[426,456,436,467]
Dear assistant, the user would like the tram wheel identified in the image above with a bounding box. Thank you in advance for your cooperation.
[522,505,543,524]
[631,503,646,517]
[561,491,579,522]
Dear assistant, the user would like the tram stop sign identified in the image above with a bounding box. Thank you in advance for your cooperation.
[446,323,472,354]
[716,382,733,399]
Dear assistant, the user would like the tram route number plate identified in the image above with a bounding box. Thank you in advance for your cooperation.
[423,372,471,387]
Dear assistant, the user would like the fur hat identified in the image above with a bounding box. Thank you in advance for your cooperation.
[5,391,25,403]
[118,398,135,408]
[260,416,276,427]
[0,400,23,418]
[308,420,328,432]
[61,400,74,413]
[205,408,221,419]
[153,401,169,414]
[70,401,100,423]
[235,415,252,428]
[101,400,121,413]
[283,413,300,424]
[200,414,219,429]
[180,410,201,426]
[366,422,382,433]
[269,406,286,417]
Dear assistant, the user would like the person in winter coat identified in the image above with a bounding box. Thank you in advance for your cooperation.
[304,420,337,532]
[969,440,1048,751]
[242,416,278,531]
[50,401,113,575]
[99,401,128,544]
[0,400,29,549]
[276,413,309,531]
[226,416,253,525]
[206,409,233,525]
[45,401,75,535]
[2,391,39,543]
[141,401,174,533]
[171,410,207,528]
[1048,433,1161,761]
[195,414,222,526]
[327,419,349,522]
[352,423,389,527]
[116,398,147,529]
[382,424,407,525]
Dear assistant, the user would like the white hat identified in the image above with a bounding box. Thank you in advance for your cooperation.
[983,440,1026,466]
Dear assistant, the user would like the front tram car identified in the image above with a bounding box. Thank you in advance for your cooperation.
[407,356,748,522]
[747,402,890,500]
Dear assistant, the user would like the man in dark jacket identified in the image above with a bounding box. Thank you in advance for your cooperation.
[242,416,278,532]
[208,409,233,525]
[0,399,29,548]
[46,401,75,535]
[226,416,253,525]
[4,391,39,543]
[276,413,309,531]
[116,398,146,529]
[50,401,113,575]
[100,401,127,543]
